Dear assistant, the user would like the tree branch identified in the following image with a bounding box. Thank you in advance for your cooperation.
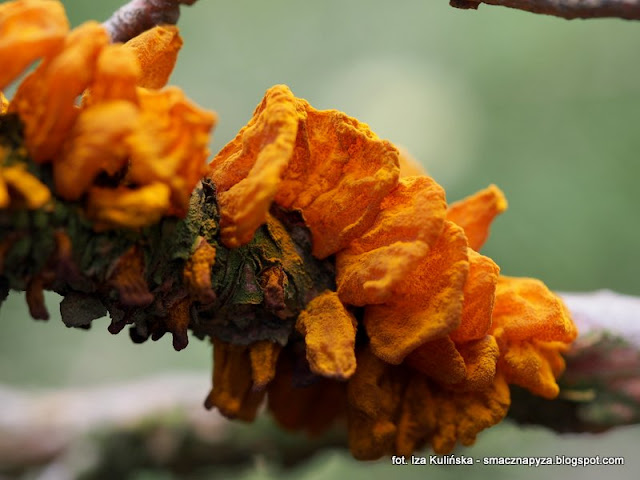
[508,291,640,432]
[0,374,345,476]
[449,0,640,20]
[103,0,200,43]
[561,290,640,348]
[2,111,640,463]
[2,292,640,476]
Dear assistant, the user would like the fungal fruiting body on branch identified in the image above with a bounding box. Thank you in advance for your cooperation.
[206,85,577,457]
[0,0,577,460]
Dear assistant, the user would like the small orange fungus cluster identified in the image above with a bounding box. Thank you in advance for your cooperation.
[0,0,215,226]
[208,85,577,458]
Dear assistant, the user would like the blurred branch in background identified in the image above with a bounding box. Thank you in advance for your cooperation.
[1,291,638,478]
[0,374,345,479]
[450,0,640,20]
[510,291,640,432]
[103,0,200,42]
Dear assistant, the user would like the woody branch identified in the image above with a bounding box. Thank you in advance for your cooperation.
[0,289,638,475]
[450,0,640,20]
[508,290,640,432]
[103,0,200,42]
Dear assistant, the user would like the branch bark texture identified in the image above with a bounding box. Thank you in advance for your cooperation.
[103,0,199,42]
[450,0,640,20]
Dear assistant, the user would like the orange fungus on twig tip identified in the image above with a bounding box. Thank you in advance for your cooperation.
[124,25,183,89]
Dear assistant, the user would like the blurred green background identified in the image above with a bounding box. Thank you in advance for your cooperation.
[1,0,639,478]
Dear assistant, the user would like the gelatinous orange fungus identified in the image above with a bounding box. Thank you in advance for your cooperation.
[0,1,578,460]
[205,85,578,458]
[209,84,399,258]
[0,1,215,226]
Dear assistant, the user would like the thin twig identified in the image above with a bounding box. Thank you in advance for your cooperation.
[103,0,200,43]
[450,0,640,20]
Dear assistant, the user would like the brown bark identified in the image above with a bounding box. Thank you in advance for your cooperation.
[103,0,200,42]
[450,0,640,20]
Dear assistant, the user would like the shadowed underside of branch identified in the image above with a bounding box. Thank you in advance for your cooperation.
[450,0,640,20]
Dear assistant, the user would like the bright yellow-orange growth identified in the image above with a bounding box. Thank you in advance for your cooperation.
[124,25,182,89]
[406,336,467,385]
[183,238,217,302]
[447,184,508,251]
[491,276,577,398]
[129,87,216,214]
[429,373,510,454]
[272,100,399,259]
[364,221,469,364]
[208,85,298,247]
[205,339,265,421]
[54,101,139,200]
[1,4,577,457]
[347,347,405,460]
[0,163,51,209]
[0,0,69,90]
[450,249,499,343]
[454,335,500,392]
[249,341,281,390]
[9,21,109,163]
[296,291,357,379]
[83,43,140,106]
[1,2,215,227]
[87,184,171,229]
[391,370,511,456]
[207,85,577,459]
[209,84,399,258]
[336,176,446,306]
